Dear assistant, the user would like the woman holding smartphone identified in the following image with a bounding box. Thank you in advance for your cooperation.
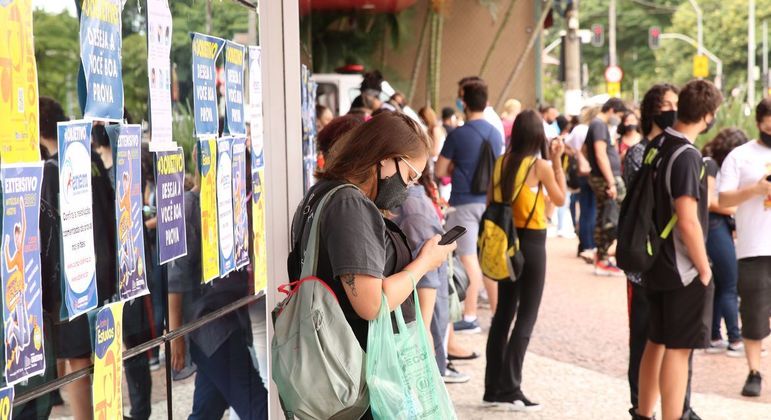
[483,110,567,412]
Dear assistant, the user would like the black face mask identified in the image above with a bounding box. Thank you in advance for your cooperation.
[653,110,677,131]
[374,159,409,210]
[760,131,771,148]
[701,116,717,135]
[618,124,638,136]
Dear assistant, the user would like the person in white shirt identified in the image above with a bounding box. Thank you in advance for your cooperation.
[718,97,771,398]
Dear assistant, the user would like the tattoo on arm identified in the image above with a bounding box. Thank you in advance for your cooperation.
[341,274,357,297]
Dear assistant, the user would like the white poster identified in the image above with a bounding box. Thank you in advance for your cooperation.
[248,46,264,168]
[147,0,174,150]
[216,137,235,276]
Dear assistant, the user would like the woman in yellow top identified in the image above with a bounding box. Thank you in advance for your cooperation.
[483,109,567,412]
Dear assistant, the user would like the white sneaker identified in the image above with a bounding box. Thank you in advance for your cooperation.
[495,397,542,412]
[706,339,728,354]
[557,230,577,239]
[443,363,470,384]
[726,342,769,358]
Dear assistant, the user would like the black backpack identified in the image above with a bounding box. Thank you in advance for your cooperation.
[469,124,496,195]
[616,136,693,273]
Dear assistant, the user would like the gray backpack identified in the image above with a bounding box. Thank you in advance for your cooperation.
[272,184,369,420]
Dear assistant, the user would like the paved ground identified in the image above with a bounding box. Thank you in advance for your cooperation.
[446,236,771,419]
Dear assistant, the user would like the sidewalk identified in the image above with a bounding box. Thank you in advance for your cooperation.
[446,236,771,419]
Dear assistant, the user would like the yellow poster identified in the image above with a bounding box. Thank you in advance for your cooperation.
[0,0,40,163]
[199,138,219,283]
[92,301,124,420]
[252,169,267,293]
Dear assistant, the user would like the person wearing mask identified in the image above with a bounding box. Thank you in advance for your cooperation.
[442,107,458,135]
[566,106,601,262]
[418,106,447,159]
[635,80,721,420]
[290,112,455,418]
[702,129,747,356]
[585,98,628,276]
[618,111,642,164]
[483,110,567,412]
[316,104,334,133]
[500,99,522,145]
[455,76,506,147]
[623,84,702,420]
[436,80,504,333]
[718,98,771,397]
[553,116,576,239]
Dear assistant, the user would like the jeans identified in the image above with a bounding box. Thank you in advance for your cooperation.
[189,333,268,420]
[576,177,596,252]
[706,214,741,342]
[556,191,574,234]
[484,229,547,401]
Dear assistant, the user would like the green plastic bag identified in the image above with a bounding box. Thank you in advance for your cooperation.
[447,257,463,323]
[367,291,457,419]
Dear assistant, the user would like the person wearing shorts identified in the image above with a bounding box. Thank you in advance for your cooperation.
[717,97,771,397]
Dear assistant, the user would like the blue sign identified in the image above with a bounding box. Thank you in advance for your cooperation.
[79,0,124,120]
[216,137,235,276]
[224,41,246,136]
[191,33,224,137]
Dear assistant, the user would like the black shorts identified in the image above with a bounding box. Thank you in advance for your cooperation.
[647,278,714,349]
[54,316,92,359]
[738,257,771,341]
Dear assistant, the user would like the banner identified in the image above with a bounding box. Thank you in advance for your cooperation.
[0,0,40,163]
[146,0,173,149]
[0,385,13,420]
[57,121,98,320]
[248,46,267,294]
[80,0,124,121]
[155,148,187,265]
[231,137,249,269]
[216,138,235,276]
[300,65,317,193]
[114,125,148,300]
[92,301,124,420]
[191,33,224,137]
[224,41,246,136]
[1,162,45,385]
[198,138,219,283]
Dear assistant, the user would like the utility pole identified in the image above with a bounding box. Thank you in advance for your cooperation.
[564,1,581,116]
[206,0,212,33]
[748,0,756,107]
[609,0,617,66]
[763,20,768,97]
[688,0,703,55]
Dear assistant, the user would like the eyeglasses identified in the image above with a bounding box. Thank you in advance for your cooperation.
[399,157,422,186]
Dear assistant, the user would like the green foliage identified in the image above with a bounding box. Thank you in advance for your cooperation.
[33,10,80,116]
[173,102,198,174]
[122,33,149,123]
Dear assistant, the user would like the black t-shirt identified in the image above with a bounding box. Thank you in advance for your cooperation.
[290,180,416,350]
[585,118,622,177]
[704,157,719,179]
[643,128,709,290]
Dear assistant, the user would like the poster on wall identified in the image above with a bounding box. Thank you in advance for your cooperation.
[216,137,235,276]
[231,137,249,269]
[80,0,124,121]
[0,385,13,419]
[224,41,246,136]
[92,301,124,420]
[114,125,148,300]
[300,65,317,193]
[191,33,224,137]
[248,46,267,294]
[155,148,187,265]
[146,0,173,149]
[57,121,98,320]
[198,138,219,283]
[0,0,40,163]
[1,162,45,385]
[252,168,267,293]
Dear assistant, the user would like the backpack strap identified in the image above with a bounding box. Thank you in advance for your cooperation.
[300,184,357,279]
[522,183,543,230]
[659,143,702,240]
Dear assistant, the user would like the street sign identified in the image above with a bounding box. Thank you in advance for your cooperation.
[693,55,709,78]
[607,81,621,98]
[605,65,623,83]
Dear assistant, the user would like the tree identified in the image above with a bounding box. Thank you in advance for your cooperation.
[33,11,80,116]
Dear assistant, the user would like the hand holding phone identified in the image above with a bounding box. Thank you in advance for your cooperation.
[439,226,467,245]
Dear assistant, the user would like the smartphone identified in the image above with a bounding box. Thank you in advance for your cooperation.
[439,226,467,245]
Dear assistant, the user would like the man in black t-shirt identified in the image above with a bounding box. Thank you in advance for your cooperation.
[585,98,628,276]
[634,80,722,420]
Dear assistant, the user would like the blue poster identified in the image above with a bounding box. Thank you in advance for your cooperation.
[191,33,224,137]
[224,41,246,136]
[1,162,45,385]
[79,0,124,121]
[216,137,235,276]
[155,148,187,265]
[57,121,98,320]
[0,385,12,419]
[231,137,249,269]
[114,125,148,300]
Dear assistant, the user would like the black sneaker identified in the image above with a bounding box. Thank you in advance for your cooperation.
[496,394,541,412]
[688,409,702,420]
[741,370,762,397]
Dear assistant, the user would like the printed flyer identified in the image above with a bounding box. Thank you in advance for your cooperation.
[57,121,98,320]
[248,46,267,294]
[155,148,187,264]
[80,0,124,121]
[252,168,267,294]
[146,0,173,148]
[114,125,148,300]
[224,41,246,136]
[1,162,45,385]
[216,137,235,276]
[0,385,13,420]
[231,137,249,269]
[191,33,224,137]
[0,0,40,163]
[92,301,124,420]
[198,138,219,283]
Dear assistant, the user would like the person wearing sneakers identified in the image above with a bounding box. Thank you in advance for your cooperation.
[483,110,567,412]
[585,98,628,276]
[635,80,721,420]
[717,97,771,397]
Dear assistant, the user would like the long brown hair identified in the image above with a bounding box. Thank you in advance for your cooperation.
[317,112,431,189]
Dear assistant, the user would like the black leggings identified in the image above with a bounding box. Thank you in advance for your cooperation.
[484,229,547,402]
